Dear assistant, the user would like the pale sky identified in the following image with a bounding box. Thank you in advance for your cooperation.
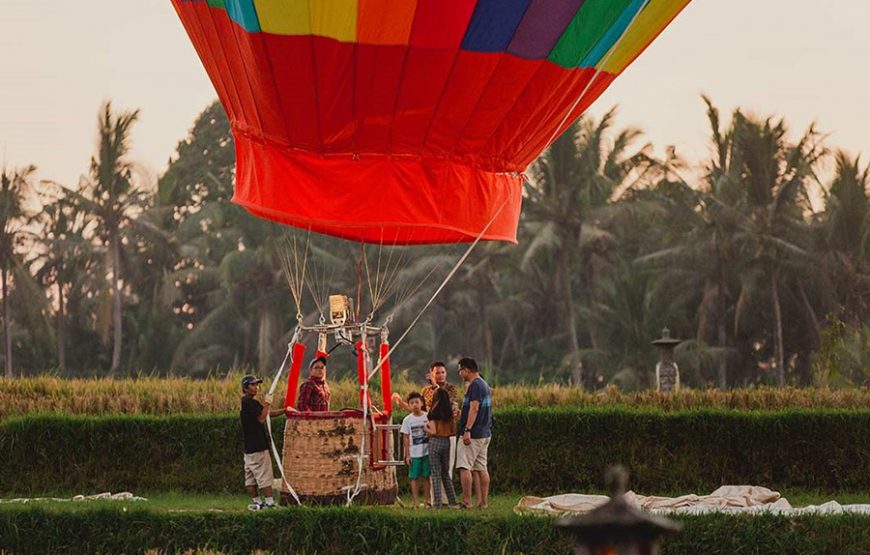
[2,1,870,187]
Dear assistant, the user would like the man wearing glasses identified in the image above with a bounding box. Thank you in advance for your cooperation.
[455,357,492,509]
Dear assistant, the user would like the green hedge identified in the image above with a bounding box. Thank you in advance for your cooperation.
[1,506,870,554]
[492,408,870,493]
[2,409,870,495]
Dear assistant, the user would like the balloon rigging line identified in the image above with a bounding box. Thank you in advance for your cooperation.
[382,224,469,320]
[279,234,309,320]
[368,228,404,320]
[266,332,302,505]
[394,258,443,315]
[368,199,509,382]
[389,230,472,325]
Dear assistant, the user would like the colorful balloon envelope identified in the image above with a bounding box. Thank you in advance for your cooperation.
[172,0,691,244]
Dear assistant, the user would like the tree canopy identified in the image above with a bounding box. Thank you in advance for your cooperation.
[2,99,868,388]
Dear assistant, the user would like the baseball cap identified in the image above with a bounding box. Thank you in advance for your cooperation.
[309,354,328,369]
[241,375,263,389]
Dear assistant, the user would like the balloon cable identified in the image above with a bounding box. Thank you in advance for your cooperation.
[367,199,509,382]
[266,329,302,505]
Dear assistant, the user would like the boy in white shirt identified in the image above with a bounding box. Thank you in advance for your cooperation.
[400,392,431,508]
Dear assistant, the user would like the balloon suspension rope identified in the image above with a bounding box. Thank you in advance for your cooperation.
[542,0,653,151]
[266,328,302,505]
[367,199,509,383]
[346,330,369,506]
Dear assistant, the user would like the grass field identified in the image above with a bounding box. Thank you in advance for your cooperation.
[6,378,870,553]
[5,491,870,554]
[3,491,869,515]
[0,493,521,516]
[5,375,870,417]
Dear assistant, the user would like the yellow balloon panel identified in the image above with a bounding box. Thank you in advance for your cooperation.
[600,0,690,74]
[311,0,358,42]
[252,0,310,35]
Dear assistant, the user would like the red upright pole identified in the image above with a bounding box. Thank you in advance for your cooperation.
[284,342,306,409]
[380,343,392,414]
[356,341,369,409]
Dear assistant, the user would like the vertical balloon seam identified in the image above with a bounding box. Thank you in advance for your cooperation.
[545,72,616,156]
[476,64,574,162]
[473,57,558,163]
[182,4,240,124]
[184,0,685,75]
[255,27,294,147]
[188,0,636,64]
[384,0,424,157]
[221,8,271,140]
[419,51,498,159]
[414,50,475,159]
[193,3,249,131]
[200,3,253,135]
[474,1,605,159]
[349,41,361,155]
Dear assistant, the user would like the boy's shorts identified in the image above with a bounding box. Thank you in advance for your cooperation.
[244,450,274,489]
[408,456,431,479]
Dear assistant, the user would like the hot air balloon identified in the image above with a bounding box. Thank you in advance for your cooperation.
[170,0,692,506]
[172,0,690,246]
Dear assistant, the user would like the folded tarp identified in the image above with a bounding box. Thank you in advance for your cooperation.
[515,486,870,516]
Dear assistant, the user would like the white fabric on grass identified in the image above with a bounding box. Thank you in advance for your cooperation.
[515,486,870,516]
[0,492,147,504]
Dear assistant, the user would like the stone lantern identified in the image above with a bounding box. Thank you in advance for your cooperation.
[555,466,681,555]
[651,328,681,393]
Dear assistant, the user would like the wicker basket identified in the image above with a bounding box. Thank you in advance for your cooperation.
[281,410,397,505]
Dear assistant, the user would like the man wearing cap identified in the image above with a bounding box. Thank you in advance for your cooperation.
[240,374,286,510]
[296,354,331,412]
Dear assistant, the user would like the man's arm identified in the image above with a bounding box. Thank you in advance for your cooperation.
[462,400,480,445]
[465,400,480,430]
[391,392,410,412]
[257,403,270,423]
[257,394,281,422]
[403,433,411,465]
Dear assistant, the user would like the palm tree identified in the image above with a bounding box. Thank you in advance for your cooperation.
[30,187,94,372]
[821,152,870,324]
[637,98,744,387]
[65,102,147,375]
[0,165,36,377]
[524,109,654,387]
[581,256,696,388]
[727,111,826,385]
